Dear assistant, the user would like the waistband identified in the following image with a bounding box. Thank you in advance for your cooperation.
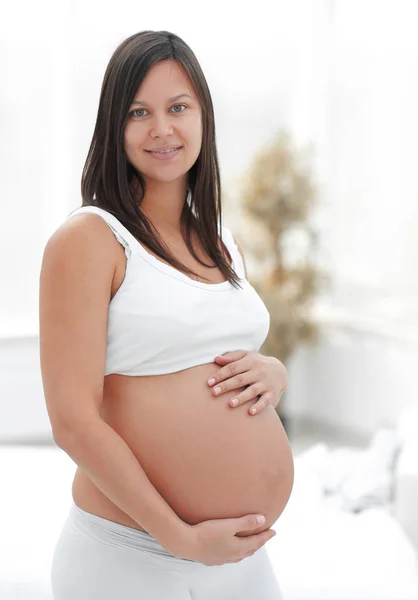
[68,502,198,564]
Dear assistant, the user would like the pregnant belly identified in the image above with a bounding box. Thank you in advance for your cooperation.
[100,363,294,536]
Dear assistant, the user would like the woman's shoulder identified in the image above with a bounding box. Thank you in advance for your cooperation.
[62,206,135,260]
[43,209,123,276]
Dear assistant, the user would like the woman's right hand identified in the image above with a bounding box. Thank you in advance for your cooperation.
[175,514,276,566]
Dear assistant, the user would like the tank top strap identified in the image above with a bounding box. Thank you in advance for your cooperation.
[66,207,246,278]
[66,205,141,260]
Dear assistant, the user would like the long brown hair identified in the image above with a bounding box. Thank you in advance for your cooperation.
[81,30,243,289]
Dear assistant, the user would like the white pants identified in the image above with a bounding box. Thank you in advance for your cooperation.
[51,502,283,599]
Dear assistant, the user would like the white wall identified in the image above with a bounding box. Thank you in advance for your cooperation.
[295,1,418,435]
[286,324,418,437]
[0,337,49,442]
[326,1,418,302]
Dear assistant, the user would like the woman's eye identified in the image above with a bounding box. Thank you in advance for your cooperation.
[129,104,187,118]
[171,104,186,113]
[131,108,148,117]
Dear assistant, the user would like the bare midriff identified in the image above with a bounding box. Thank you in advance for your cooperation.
[72,363,294,537]
[72,230,294,538]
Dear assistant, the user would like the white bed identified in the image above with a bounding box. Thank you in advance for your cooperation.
[1,411,417,599]
[265,422,418,600]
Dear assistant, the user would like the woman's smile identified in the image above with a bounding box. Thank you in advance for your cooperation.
[145,146,183,161]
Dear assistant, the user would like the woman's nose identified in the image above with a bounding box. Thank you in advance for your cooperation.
[150,114,173,137]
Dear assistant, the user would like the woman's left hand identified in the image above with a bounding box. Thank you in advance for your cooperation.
[207,351,288,415]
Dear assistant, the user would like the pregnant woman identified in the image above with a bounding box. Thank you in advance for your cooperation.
[39,30,294,599]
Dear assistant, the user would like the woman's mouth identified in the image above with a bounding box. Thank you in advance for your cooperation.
[145,146,183,161]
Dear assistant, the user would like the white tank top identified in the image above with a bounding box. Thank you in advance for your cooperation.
[66,206,270,376]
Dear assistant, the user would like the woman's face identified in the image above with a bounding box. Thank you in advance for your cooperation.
[124,60,203,185]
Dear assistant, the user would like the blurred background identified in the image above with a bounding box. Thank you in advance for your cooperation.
[1,0,418,598]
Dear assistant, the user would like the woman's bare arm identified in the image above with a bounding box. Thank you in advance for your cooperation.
[39,214,191,555]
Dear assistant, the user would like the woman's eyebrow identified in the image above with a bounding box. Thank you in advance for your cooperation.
[130,93,193,107]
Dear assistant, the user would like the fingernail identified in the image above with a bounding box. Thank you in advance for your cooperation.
[256,515,265,525]
[208,378,216,386]
[230,399,238,406]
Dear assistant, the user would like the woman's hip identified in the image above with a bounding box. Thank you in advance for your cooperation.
[50,502,197,598]
[50,501,283,600]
